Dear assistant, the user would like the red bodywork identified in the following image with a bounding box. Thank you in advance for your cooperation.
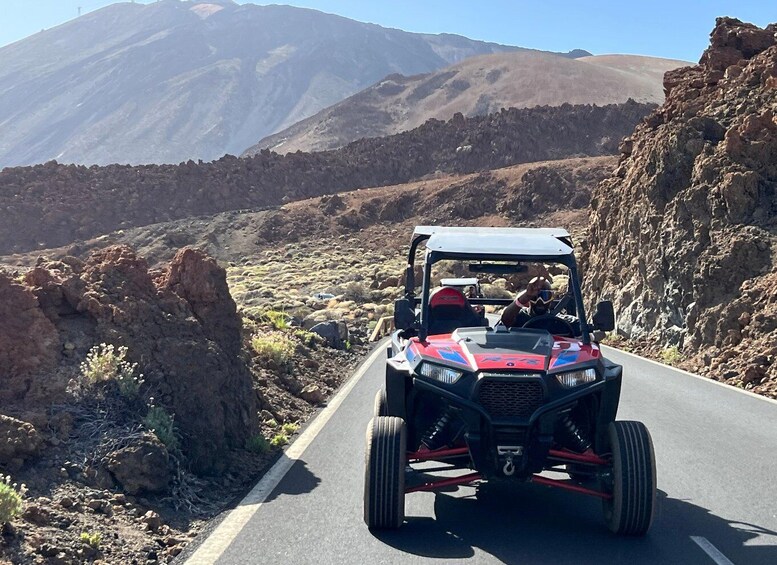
[406,333,601,372]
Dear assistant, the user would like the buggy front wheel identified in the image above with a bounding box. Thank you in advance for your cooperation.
[364,416,406,529]
[602,420,656,536]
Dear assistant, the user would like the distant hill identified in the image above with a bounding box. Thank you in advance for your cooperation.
[0,1,586,167]
[244,52,688,156]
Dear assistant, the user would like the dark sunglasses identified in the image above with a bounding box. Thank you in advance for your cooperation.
[537,289,553,302]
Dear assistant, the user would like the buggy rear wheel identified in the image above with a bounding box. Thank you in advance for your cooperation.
[602,421,656,535]
[374,388,388,417]
[364,416,406,529]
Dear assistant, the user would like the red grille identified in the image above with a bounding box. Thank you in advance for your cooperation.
[477,379,544,418]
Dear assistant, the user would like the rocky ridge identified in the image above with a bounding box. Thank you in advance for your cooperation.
[583,18,777,397]
[0,101,654,256]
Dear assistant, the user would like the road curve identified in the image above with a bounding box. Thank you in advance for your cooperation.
[182,343,777,565]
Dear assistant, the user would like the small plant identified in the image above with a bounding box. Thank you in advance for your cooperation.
[261,310,290,331]
[251,333,296,369]
[246,435,270,454]
[143,403,178,450]
[80,531,101,549]
[281,422,299,436]
[660,346,683,366]
[80,343,144,398]
[341,281,371,303]
[293,329,322,348]
[270,433,289,448]
[0,475,27,524]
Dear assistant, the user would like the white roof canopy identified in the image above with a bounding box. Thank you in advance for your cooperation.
[414,226,571,239]
[418,227,573,257]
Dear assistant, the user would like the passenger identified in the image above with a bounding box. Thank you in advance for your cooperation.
[500,276,553,328]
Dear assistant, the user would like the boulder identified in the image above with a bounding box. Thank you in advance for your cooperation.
[309,321,349,349]
[0,414,43,467]
[106,433,170,495]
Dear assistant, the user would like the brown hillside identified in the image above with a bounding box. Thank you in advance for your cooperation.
[583,18,777,398]
[245,51,687,155]
[1,156,616,271]
[0,101,653,255]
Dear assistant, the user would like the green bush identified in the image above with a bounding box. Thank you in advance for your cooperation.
[80,343,144,399]
[246,435,270,454]
[80,531,101,549]
[0,475,27,524]
[251,333,296,368]
[270,433,289,448]
[661,346,683,366]
[143,404,178,450]
[261,310,290,330]
[293,329,323,348]
[281,422,299,436]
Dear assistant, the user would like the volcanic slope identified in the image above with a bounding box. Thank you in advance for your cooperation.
[0,101,654,255]
[244,51,687,156]
[0,1,582,168]
[583,18,777,398]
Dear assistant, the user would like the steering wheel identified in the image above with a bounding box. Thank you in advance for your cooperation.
[521,314,576,337]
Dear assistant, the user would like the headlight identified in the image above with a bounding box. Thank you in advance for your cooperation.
[420,362,463,385]
[555,368,596,388]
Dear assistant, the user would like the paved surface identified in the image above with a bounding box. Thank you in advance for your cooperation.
[186,344,777,565]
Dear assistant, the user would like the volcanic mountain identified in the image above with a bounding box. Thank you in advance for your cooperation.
[244,51,688,156]
[0,1,584,167]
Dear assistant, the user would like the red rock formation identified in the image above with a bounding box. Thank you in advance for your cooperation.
[17,246,258,474]
[0,273,60,402]
[583,18,777,396]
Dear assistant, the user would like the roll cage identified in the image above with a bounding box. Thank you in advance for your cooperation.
[401,226,592,344]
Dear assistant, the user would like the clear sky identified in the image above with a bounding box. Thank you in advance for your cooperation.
[1,1,774,61]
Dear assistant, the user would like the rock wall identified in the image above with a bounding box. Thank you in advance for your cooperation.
[4,246,258,474]
[0,101,654,255]
[583,18,777,396]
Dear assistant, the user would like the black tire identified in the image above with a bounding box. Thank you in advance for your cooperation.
[364,416,406,529]
[602,421,656,536]
[374,388,388,417]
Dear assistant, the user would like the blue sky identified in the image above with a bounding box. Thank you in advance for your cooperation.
[1,1,774,61]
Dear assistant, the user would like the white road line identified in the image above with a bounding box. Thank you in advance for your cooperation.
[184,341,388,565]
[601,345,777,406]
[690,536,736,565]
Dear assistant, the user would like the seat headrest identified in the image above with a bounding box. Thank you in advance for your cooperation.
[429,286,467,308]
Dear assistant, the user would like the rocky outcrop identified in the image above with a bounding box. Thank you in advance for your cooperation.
[0,101,655,255]
[0,273,60,403]
[16,246,258,474]
[583,18,777,396]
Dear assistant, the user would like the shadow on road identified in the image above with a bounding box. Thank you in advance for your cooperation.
[263,458,321,504]
[373,485,777,564]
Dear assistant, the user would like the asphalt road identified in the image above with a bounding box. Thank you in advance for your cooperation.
[184,343,777,565]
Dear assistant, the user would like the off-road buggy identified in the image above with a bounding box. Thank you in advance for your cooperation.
[364,226,656,535]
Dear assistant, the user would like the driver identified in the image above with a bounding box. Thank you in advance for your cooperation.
[500,276,553,328]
